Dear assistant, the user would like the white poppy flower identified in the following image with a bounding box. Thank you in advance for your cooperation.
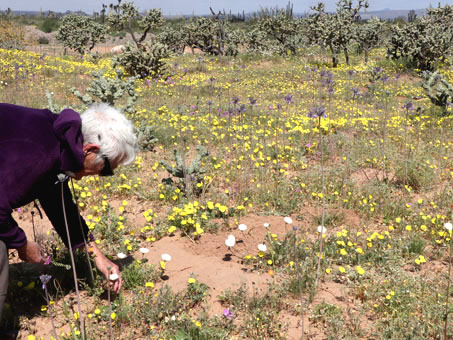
[238,224,248,231]
[109,273,119,281]
[284,217,293,224]
[139,248,150,254]
[264,223,270,228]
[257,243,267,252]
[161,253,172,262]
[225,234,236,247]
[445,222,453,231]
[317,225,327,234]
[117,252,127,259]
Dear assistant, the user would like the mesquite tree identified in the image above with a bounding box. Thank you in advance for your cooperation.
[56,14,106,55]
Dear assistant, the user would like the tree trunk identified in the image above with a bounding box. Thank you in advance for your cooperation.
[344,47,350,65]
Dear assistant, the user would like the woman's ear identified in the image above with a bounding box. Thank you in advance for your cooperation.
[82,143,101,156]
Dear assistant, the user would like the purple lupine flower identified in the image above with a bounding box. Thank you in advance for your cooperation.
[352,87,361,98]
[284,94,293,104]
[40,274,52,289]
[249,97,257,105]
[402,102,415,110]
[308,106,327,119]
[232,96,240,105]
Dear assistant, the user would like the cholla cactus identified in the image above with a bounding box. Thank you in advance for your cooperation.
[56,14,106,55]
[112,42,170,78]
[106,1,164,48]
[136,124,158,151]
[307,0,368,67]
[387,4,453,71]
[182,14,242,56]
[157,27,186,54]
[106,1,168,77]
[69,69,138,114]
[160,145,209,195]
[355,17,385,64]
[249,12,304,56]
[421,71,453,112]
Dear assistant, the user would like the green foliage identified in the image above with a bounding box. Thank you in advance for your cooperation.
[38,36,49,44]
[387,4,453,71]
[69,69,138,114]
[421,70,453,112]
[122,262,160,290]
[56,14,106,55]
[39,17,59,33]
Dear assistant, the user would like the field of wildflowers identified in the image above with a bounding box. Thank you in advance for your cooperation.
[0,45,452,340]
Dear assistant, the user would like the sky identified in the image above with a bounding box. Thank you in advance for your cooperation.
[1,0,452,15]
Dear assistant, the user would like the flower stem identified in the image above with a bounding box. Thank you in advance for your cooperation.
[315,116,326,289]
[60,182,85,340]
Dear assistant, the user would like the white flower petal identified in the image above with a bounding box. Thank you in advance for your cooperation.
[109,273,119,281]
[257,243,267,252]
[317,225,327,234]
[117,252,127,259]
[445,222,453,231]
[284,217,293,224]
[263,223,270,228]
[139,247,150,254]
[225,238,236,247]
[238,224,248,231]
[161,253,172,262]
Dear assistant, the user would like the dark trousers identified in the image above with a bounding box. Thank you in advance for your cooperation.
[0,240,8,321]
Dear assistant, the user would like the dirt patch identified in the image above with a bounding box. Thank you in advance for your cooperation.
[351,167,385,186]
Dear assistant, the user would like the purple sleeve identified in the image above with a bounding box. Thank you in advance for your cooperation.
[0,215,27,249]
[38,180,91,251]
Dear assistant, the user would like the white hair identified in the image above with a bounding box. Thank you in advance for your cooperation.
[81,103,138,166]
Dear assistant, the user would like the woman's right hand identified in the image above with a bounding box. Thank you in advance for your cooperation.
[17,241,46,264]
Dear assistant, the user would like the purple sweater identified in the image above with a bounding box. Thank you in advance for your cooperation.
[0,103,90,249]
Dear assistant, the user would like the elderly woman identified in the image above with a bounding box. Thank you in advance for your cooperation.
[0,102,138,323]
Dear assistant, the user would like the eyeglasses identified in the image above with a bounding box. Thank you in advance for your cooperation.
[100,155,114,177]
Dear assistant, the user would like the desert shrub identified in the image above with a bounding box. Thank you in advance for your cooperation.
[0,19,27,49]
[40,17,59,33]
[38,36,49,44]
